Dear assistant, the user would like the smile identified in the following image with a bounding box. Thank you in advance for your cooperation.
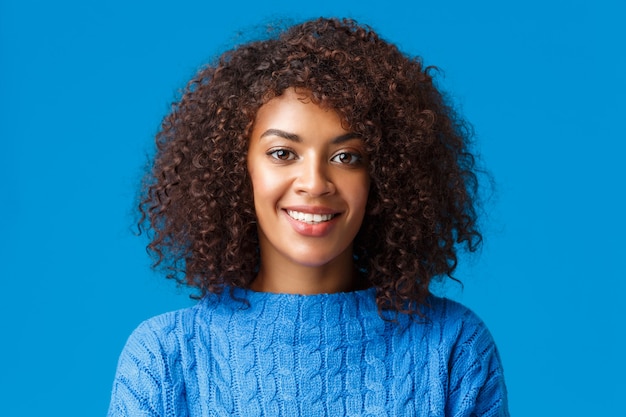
[286,210,336,224]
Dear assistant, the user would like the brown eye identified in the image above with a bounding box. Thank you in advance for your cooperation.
[331,152,362,165]
[268,149,296,160]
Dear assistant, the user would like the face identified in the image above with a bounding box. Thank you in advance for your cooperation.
[247,88,370,271]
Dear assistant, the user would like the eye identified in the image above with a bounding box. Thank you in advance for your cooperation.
[268,148,297,161]
[331,151,363,165]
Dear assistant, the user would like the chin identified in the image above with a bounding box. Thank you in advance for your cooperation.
[287,246,353,269]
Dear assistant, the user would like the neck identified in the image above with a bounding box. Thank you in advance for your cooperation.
[250,249,363,295]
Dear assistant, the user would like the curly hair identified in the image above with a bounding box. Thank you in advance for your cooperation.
[140,17,482,314]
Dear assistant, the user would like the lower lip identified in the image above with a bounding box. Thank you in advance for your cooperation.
[282,211,339,237]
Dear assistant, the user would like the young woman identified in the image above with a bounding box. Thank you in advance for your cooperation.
[108,17,509,416]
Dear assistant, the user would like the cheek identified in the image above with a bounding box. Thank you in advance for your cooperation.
[350,175,370,214]
[249,169,287,208]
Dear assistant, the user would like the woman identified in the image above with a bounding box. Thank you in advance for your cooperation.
[108,17,509,416]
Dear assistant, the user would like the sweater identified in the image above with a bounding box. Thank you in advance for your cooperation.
[107,288,509,416]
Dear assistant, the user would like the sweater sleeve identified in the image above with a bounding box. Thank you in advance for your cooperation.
[107,314,185,417]
[444,303,509,417]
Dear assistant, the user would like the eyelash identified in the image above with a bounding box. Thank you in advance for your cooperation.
[267,149,364,166]
[330,152,363,165]
[267,148,297,161]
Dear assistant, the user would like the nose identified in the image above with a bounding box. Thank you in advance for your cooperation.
[295,158,335,196]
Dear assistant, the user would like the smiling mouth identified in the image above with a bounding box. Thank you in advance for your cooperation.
[286,210,337,224]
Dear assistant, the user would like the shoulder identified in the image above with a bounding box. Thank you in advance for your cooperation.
[423,296,501,370]
[422,296,494,344]
[117,294,231,366]
[124,305,199,352]
[112,306,199,386]
[426,295,485,325]
[423,296,509,416]
[107,303,208,416]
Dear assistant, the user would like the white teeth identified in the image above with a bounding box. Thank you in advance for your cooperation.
[287,210,334,224]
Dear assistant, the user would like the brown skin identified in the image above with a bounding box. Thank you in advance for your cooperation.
[247,88,370,295]
[140,18,482,315]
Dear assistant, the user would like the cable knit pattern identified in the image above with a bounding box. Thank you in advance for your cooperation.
[107,288,509,416]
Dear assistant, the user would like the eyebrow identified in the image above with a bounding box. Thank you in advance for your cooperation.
[259,129,361,144]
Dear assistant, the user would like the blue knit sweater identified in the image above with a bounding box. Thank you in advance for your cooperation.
[107,288,508,416]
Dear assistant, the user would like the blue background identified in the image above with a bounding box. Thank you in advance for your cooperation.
[1,0,624,415]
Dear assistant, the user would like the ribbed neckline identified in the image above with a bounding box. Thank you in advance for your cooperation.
[200,286,442,324]
[230,286,377,302]
[223,286,378,317]
[199,286,382,324]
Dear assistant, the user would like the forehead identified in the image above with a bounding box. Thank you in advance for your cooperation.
[252,88,349,137]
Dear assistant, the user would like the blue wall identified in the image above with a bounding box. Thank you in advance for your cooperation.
[2,0,624,415]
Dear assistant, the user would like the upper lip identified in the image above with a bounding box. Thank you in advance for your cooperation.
[282,205,341,215]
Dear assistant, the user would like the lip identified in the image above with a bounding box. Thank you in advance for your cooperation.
[281,206,342,237]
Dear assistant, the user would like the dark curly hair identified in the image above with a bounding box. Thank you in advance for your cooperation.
[140,17,482,314]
